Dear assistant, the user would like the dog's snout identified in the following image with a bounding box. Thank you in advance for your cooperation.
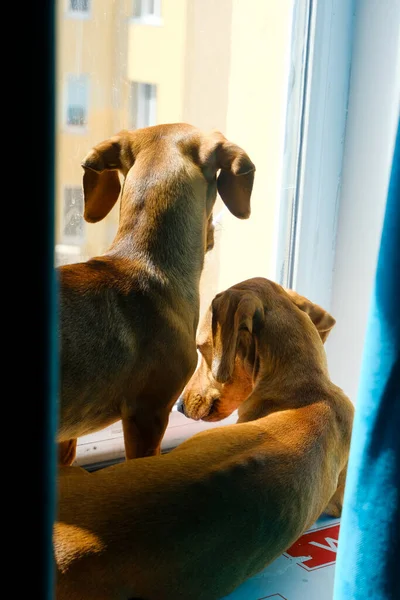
[176,398,186,416]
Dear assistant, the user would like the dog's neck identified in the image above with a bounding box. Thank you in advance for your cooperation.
[106,176,207,305]
[237,337,332,423]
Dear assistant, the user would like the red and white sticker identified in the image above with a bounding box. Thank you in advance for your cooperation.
[283,523,340,571]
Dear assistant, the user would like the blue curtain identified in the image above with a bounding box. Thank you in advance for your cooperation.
[333,118,400,600]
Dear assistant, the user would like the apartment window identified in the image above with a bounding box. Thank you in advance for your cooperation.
[132,0,161,24]
[62,187,85,244]
[65,74,89,129]
[131,82,157,129]
[68,0,90,17]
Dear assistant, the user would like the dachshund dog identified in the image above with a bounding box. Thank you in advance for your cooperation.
[57,123,255,464]
[54,277,354,600]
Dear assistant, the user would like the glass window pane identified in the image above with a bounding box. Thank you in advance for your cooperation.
[62,187,85,243]
[55,0,310,462]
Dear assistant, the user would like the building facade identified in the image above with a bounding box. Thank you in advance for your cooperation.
[56,0,293,316]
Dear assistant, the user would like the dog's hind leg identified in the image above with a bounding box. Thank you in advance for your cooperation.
[323,464,348,518]
[58,438,77,466]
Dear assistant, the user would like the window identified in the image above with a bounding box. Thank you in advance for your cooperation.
[62,187,85,245]
[132,0,161,24]
[52,0,400,590]
[130,82,157,129]
[65,74,89,129]
[54,0,370,472]
[67,0,90,18]
[56,0,312,467]
[43,0,400,595]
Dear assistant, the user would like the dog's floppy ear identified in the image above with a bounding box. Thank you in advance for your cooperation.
[212,294,264,383]
[285,289,336,343]
[81,131,132,223]
[215,140,255,220]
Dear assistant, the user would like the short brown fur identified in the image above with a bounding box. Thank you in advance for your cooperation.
[54,277,354,599]
[57,123,255,463]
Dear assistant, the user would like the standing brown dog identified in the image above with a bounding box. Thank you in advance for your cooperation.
[57,123,255,464]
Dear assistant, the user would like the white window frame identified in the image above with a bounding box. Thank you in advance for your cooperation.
[66,0,91,20]
[131,81,157,129]
[316,0,400,404]
[131,0,162,26]
[277,0,355,311]
[283,0,399,405]
[64,74,89,133]
[75,0,400,469]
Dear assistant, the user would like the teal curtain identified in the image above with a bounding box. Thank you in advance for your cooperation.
[334,118,400,599]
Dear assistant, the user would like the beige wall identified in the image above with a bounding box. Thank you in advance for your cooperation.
[182,0,233,132]
[181,0,234,318]
[183,0,294,318]
[219,0,293,290]
[56,0,131,260]
[127,0,188,124]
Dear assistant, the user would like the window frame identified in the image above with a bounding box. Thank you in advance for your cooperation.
[320,0,400,403]
[284,0,400,405]
[277,0,355,312]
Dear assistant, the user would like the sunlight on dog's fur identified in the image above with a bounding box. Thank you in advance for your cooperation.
[55,277,354,600]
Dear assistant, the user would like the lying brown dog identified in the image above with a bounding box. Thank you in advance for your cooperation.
[54,277,354,600]
[178,279,342,422]
[57,123,255,464]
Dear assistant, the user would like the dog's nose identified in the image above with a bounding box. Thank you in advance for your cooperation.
[176,398,186,416]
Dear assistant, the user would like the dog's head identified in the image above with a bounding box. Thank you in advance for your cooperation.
[80,123,255,255]
[178,277,335,421]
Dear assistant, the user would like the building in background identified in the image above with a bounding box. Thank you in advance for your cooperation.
[56,0,294,316]
[56,0,132,265]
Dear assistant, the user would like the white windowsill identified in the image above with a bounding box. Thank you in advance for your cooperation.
[75,410,238,470]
